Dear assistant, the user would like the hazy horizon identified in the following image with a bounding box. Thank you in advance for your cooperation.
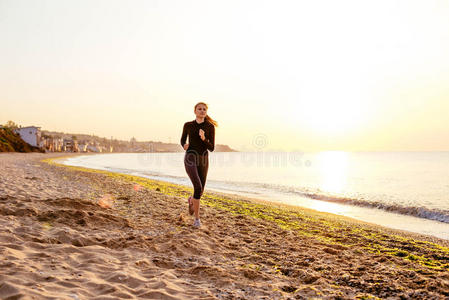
[1,0,449,152]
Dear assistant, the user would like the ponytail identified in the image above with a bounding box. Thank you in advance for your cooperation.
[205,114,218,127]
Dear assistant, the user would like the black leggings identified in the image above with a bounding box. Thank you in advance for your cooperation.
[184,152,209,199]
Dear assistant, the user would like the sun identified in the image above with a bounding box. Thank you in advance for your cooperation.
[281,67,375,137]
[285,82,372,137]
[301,98,366,135]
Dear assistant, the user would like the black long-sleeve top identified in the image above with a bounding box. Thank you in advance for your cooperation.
[180,119,215,154]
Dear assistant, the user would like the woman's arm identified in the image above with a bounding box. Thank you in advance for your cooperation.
[202,125,215,152]
[180,122,188,148]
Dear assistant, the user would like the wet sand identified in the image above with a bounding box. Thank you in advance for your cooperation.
[1,152,448,299]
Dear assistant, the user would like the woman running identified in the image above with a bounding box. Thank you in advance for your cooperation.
[180,102,217,228]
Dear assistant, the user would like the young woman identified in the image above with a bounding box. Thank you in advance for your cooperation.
[180,102,217,228]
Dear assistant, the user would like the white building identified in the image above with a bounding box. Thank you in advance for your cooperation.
[14,126,41,147]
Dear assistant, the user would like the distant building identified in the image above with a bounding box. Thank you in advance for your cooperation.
[77,141,88,152]
[43,137,64,152]
[14,126,41,147]
[63,139,77,152]
[87,144,101,152]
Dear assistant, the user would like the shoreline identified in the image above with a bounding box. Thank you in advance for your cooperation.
[55,152,449,245]
[1,152,448,299]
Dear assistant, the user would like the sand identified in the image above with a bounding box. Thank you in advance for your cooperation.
[0,152,448,299]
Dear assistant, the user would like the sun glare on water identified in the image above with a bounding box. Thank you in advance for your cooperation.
[317,151,349,194]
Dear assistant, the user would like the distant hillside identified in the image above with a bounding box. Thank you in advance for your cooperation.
[1,121,237,153]
[42,130,238,153]
[0,127,43,153]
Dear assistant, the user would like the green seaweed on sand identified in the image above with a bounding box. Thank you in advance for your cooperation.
[42,156,449,273]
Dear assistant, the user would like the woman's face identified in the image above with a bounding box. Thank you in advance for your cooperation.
[195,104,207,118]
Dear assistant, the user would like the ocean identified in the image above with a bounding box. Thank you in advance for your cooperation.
[59,151,449,239]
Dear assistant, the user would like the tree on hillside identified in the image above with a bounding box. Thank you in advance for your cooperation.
[4,120,20,130]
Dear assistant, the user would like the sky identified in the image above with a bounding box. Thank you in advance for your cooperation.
[1,0,448,151]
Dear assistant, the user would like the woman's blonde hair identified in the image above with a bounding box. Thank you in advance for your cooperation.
[194,102,218,127]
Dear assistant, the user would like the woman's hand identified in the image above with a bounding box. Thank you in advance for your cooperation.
[183,143,189,150]
[199,129,205,141]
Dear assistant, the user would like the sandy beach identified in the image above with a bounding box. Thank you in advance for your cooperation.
[1,152,448,299]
